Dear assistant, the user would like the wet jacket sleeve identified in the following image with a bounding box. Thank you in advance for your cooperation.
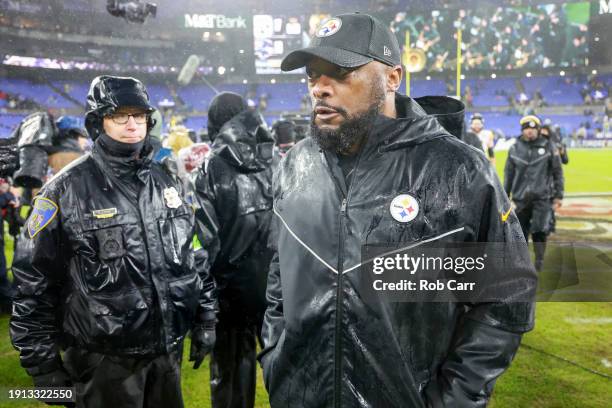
[550,146,564,199]
[257,215,284,387]
[503,147,515,198]
[193,166,221,269]
[189,171,218,324]
[425,162,536,408]
[10,190,67,376]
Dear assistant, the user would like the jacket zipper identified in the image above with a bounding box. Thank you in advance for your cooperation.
[333,143,367,408]
[334,197,347,408]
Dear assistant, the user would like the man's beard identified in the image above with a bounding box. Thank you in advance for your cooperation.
[310,83,385,155]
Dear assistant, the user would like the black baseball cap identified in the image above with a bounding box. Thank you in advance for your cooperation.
[281,13,401,71]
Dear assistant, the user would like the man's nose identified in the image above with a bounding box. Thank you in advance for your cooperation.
[310,75,334,99]
[125,115,138,128]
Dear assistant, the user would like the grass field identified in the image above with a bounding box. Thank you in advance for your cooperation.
[0,148,610,407]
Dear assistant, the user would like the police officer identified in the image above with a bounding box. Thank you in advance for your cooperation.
[260,13,536,408]
[194,92,275,408]
[10,75,216,408]
[504,115,564,271]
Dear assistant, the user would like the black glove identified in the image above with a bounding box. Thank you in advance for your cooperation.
[0,135,19,177]
[189,322,216,369]
[32,367,74,407]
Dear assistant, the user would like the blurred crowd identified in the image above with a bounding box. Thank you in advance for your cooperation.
[391,4,588,72]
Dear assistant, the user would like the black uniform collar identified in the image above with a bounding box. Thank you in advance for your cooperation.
[92,134,154,183]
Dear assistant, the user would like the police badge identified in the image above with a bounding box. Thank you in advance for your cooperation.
[163,187,182,209]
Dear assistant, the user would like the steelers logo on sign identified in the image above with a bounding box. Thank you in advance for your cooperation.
[390,194,420,223]
[316,18,342,37]
[538,148,545,155]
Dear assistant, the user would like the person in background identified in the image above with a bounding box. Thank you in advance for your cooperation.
[469,113,496,163]
[504,115,564,271]
[271,120,297,157]
[0,178,20,312]
[540,124,569,164]
[195,91,275,408]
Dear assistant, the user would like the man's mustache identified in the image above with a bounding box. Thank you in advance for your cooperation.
[312,101,349,118]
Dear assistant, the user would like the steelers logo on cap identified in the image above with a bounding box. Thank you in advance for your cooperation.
[316,18,342,37]
[390,194,420,223]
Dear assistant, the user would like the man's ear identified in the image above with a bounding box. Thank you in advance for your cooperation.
[386,65,403,93]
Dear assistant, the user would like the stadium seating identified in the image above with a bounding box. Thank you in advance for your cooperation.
[1,73,609,139]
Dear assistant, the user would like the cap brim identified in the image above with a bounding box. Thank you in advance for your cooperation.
[114,92,155,112]
[281,46,373,71]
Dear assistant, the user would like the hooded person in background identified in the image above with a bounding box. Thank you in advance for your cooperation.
[194,92,275,408]
[271,120,297,157]
[10,75,217,408]
[504,115,564,271]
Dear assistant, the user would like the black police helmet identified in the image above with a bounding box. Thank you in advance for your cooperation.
[84,75,156,140]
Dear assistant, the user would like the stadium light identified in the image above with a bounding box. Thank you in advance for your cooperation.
[239,49,245,54]
[491,73,497,79]
[526,72,531,77]
[592,69,598,75]
[560,70,565,77]
[230,67,235,72]
[271,78,276,84]
[426,76,431,80]
[300,78,306,83]
[217,66,226,75]
[460,74,465,80]
[243,79,248,84]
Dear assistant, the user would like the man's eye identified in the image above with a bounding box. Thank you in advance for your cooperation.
[306,68,319,79]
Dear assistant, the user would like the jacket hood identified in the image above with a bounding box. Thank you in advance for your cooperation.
[368,93,465,153]
[211,110,275,171]
[207,92,248,139]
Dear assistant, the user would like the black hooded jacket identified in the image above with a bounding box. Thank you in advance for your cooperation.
[194,110,275,323]
[504,136,564,203]
[10,137,216,376]
[259,94,536,408]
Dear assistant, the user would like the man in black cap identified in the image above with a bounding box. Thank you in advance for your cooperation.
[504,115,564,271]
[10,75,217,408]
[195,92,275,408]
[260,12,536,408]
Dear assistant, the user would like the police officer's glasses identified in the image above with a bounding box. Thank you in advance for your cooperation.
[108,112,148,125]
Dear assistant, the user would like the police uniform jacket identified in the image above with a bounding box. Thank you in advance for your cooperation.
[10,138,216,376]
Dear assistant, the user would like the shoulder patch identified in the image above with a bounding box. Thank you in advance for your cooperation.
[28,197,58,238]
